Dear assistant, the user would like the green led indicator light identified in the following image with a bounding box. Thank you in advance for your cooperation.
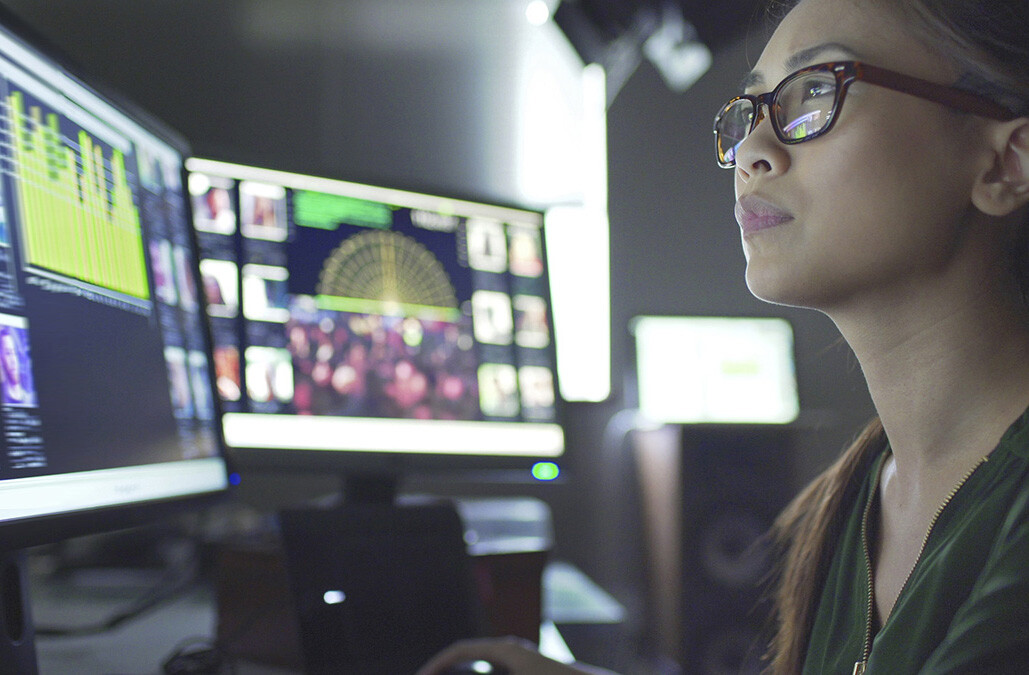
[531,462,560,481]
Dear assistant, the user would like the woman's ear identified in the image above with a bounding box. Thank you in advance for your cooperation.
[972,120,1029,217]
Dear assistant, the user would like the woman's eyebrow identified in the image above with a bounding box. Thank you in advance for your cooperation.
[740,42,861,91]
[739,70,763,90]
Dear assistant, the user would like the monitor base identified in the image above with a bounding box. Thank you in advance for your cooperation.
[1,550,38,675]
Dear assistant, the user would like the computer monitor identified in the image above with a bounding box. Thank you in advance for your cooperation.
[0,5,231,671]
[185,158,564,497]
[631,315,800,425]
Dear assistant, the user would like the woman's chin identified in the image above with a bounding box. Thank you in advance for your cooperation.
[745,270,819,309]
[746,269,788,304]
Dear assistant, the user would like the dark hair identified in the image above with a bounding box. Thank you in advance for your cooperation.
[766,418,884,673]
[762,0,1029,111]
[761,1,1029,673]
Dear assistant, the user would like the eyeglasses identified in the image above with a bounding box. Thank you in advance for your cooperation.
[713,60,1017,169]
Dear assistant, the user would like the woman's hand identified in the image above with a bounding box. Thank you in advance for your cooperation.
[415,636,618,675]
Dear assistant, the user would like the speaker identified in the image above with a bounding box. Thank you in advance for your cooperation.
[679,427,793,675]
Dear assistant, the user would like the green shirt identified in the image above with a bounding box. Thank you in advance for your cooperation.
[803,409,1029,674]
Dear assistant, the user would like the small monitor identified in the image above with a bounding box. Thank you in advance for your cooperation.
[631,316,800,425]
[185,159,564,477]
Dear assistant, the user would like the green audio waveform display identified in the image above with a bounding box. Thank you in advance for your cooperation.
[6,90,149,299]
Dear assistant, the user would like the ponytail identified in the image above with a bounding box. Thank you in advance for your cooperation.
[764,417,886,674]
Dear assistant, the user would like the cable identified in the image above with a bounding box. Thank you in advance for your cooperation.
[158,581,290,675]
[34,560,198,638]
[162,637,236,675]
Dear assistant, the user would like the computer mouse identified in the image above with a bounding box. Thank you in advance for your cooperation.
[437,659,510,675]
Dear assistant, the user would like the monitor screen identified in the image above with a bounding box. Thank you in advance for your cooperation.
[0,9,230,549]
[184,158,564,471]
[631,316,800,425]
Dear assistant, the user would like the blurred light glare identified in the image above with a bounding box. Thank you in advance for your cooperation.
[532,461,561,481]
[323,590,347,605]
[539,63,610,402]
[525,0,551,26]
[512,12,611,402]
[545,206,610,402]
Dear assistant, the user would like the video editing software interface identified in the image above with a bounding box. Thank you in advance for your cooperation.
[0,19,228,526]
[186,159,564,459]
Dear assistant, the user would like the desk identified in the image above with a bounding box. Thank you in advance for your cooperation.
[32,562,617,674]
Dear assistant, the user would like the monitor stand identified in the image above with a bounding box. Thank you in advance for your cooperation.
[340,473,399,506]
[1,549,38,675]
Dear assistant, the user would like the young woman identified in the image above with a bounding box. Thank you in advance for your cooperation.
[419,0,1029,672]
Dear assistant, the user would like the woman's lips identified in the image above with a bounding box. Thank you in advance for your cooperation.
[735,194,794,235]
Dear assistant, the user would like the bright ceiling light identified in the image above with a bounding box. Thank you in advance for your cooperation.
[525,0,551,26]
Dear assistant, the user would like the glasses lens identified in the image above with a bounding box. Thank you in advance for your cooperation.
[715,98,754,166]
[775,71,836,140]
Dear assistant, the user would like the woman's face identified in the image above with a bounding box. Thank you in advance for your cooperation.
[733,0,994,312]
